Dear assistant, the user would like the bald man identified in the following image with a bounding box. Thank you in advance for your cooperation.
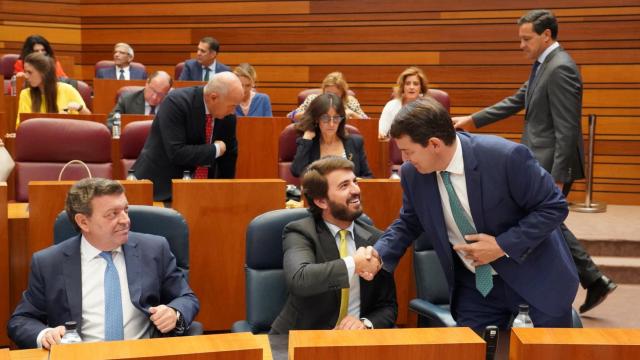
[133,72,244,201]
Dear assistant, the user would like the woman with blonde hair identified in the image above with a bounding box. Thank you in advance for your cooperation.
[233,63,272,117]
[288,71,368,121]
[16,53,90,128]
[378,66,428,138]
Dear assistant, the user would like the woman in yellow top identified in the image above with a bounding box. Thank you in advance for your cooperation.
[16,52,91,128]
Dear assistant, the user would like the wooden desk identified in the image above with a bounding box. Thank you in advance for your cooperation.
[510,328,640,360]
[2,95,19,134]
[0,183,8,346]
[93,79,205,115]
[358,179,413,326]
[236,116,291,179]
[172,179,286,331]
[7,349,48,360]
[289,327,484,360]
[9,180,154,311]
[48,333,271,360]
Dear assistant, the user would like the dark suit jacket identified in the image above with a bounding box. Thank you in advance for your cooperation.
[178,59,230,81]
[7,232,200,349]
[133,86,238,201]
[375,133,578,318]
[96,66,148,80]
[472,46,585,183]
[290,135,373,178]
[270,216,397,334]
[106,89,145,129]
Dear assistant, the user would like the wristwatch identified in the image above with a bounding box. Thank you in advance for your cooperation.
[361,318,373,329]
[174,309,186,334]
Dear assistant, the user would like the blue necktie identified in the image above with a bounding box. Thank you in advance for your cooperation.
[440,171,493,297]
[99,251,124,341]
[526,61,540,109]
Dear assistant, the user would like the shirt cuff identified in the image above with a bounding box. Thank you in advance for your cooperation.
[214,142,222,159]
[343,256,355,280]
[36,327,53,349]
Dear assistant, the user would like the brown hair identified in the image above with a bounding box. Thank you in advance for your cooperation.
[302,156,355,218]
[393,66,428,99]
[295,93,348,141]
[65,178,125,232]
[25,52,58,113]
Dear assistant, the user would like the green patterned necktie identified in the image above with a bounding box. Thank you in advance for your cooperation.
[440,171,493,297]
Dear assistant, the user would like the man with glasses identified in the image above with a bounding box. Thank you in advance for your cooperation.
[107,71,172,130]
[97,43,148,80]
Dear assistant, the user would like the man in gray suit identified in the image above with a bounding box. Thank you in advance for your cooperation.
[270,157,397,334]
[107,71,172,130]
[452,9,616,314]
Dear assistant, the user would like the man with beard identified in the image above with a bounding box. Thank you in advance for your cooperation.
[270,157,397,334]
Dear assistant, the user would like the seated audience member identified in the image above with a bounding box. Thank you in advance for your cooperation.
[291,93,372,179]
[233,63,272,117]
[96,43,147,80]
[179,37,230,81]
[271,156,397,334]
[8,178,200,349]
[14,35,68,79]
[16,53,90,128]
[378,66,428,139]
[106,71,172,129]
[133,72,243,201]
[288,72,367,121]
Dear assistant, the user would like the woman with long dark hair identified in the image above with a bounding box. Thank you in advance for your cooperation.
[290,93,372,178]
[16,53,90,128]
[14,35,68,78]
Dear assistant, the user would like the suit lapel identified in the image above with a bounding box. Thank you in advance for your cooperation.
[123,234,144,314]
[62,236,83,324]
[526,46,561,105]
[459,135,486,233]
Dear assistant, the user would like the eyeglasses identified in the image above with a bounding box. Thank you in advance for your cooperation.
[318,114,345,124]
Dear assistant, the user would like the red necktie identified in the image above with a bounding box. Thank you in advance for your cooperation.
[194,114,214,179]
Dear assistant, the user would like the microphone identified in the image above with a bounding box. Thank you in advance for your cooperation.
[483,325,498,360]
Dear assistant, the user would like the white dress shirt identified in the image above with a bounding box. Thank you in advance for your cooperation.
[538,41,560,64]
[116,66,131,80]
[324,221,361,319]
[436,135,497,275]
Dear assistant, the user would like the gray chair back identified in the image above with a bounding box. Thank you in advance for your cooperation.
[53,205,190,279]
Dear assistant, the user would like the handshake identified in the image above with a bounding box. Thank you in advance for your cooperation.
[354,246,383,281]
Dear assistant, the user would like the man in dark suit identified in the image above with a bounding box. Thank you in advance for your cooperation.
[8,178,199,349]
[370,98,578,331]
[106,71,172,130]
[271,157,397,334]
[179,37,230,81]
[133,72,243,201]
[452,9,616,314]
[96,43,148,80]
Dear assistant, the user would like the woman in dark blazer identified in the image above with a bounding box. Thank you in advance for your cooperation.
[290,93,372,178]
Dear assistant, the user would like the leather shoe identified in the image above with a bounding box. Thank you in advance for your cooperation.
[579,275,617,314]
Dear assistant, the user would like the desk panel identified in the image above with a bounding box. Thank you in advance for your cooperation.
[172,179,286,330]
[510,328,640,360]
[236,117,290,179]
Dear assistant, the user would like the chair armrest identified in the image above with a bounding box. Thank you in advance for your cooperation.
[409,299,457,327]
[231,320,254,333]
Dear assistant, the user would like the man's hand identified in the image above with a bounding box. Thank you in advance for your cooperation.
[42,326,65,349]
[354,246,382,281]
[451,115,476,131]
[149,305,178,333]
[453,233,505,266]
[214,140,226,157]
[334,315,366,330]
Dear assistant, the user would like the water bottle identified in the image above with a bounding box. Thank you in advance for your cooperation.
[512,304,534,328]
[112,112,121,139]
[10,75,17,96]
[126,169,137,181]
[60,321,82,344]
[389,169,401,179]
[182,170,192,180]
